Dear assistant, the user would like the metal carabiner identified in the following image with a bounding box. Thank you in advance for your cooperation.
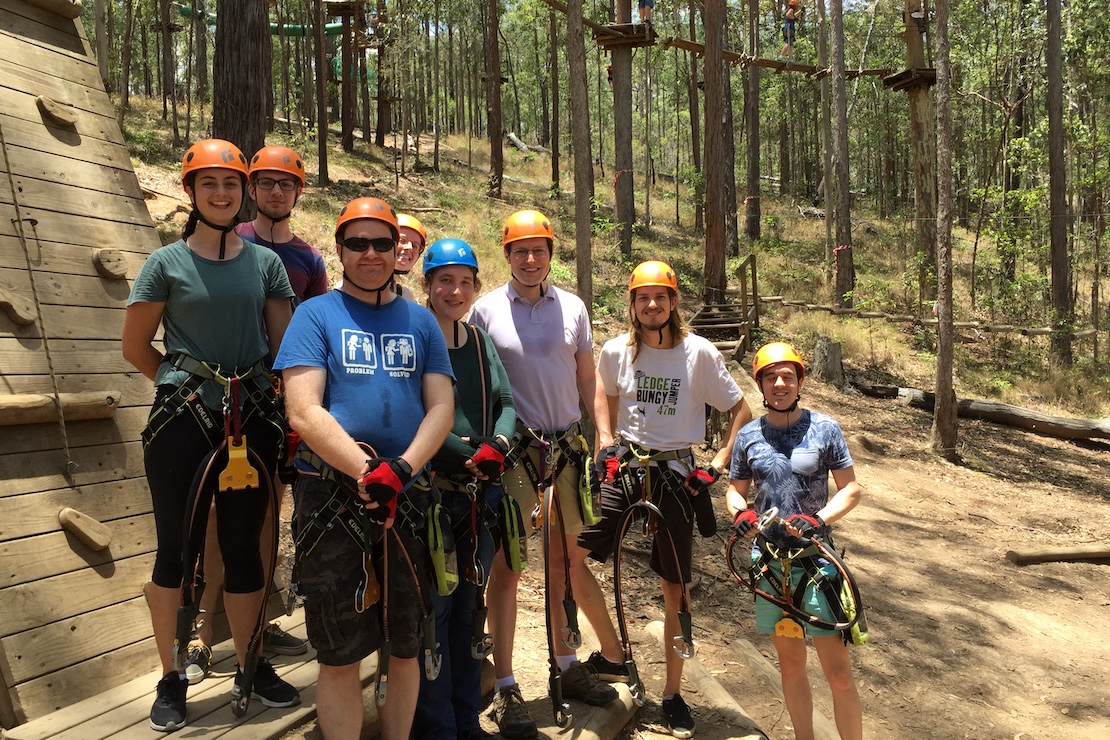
[549,671,572,728]
[422,612,442,681]
[471,606,495,660]
[560,598,582,650]
[672,609,695,659]
[376,641,391,706]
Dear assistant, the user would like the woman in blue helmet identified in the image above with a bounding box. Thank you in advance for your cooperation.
[414,239,517,739]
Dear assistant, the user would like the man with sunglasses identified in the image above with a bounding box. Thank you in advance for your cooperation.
[276,196,455,740]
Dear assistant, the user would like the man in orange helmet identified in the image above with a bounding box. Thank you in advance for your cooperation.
[574,260,751,738]
[276,196,455,740]
[470,209,617,738]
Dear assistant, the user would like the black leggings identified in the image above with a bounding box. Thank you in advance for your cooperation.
[144,387,282,592]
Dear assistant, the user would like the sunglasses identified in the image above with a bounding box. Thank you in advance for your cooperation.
[342,236,396,253]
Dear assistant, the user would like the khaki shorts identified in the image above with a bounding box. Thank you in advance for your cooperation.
[501,436,586,564]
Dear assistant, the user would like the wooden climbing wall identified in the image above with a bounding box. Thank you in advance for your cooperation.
[0,0,162,728]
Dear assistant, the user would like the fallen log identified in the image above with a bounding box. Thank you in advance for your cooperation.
[507,131,552,154]
[1005,544,1110,566]
[850,383,1110,442]
[646,622,767,739]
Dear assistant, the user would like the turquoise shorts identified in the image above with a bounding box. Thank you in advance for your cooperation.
[752,550,842,638]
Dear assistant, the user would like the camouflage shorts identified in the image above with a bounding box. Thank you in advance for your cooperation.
[293,475,434,666]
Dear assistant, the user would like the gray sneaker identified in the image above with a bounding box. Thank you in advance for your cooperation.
[560,661,618,706]
[262,621,308,656]
[489,684,537,739]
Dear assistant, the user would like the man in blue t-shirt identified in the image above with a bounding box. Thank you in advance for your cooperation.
[275,196,454,740]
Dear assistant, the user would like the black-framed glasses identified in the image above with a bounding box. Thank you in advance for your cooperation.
[342,236,396,253]
[254,177,298,192]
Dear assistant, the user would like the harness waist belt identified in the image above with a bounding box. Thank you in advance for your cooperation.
[166,353,270,385]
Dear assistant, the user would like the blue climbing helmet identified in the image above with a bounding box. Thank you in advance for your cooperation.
[423,238,479,275]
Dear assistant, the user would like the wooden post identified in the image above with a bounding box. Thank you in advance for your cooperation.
[813,334,845,387]
[902,0,937,312]
[613,0,635,255]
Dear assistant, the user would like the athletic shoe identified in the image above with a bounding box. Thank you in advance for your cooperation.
[584,650,631,683]
[560,661,618,706]
[661,694,696,738]
[183,642,211,685]
[262,621,308,656]
[149,672,187,732]
[232,657,301,708]
[489,684,538,739]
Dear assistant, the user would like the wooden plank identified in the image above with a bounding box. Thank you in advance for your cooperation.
[0,440,146,498]
[0,513,156,588]
[0,201,160,252]
[0,143,147,201]
[0,373,154,410]
[0,112,134,172]
[0,553,154,637]
[0,406,147,458]
[0,56,112,119]
[0,173,154,227]
[646,621,767,739]
[0,476,151,541]
[0,235,150,278]
[0,391,120,427]
[1,304,140,342]
[2,596,152,684]
[0,337,135,374]
[9,637,157,721]
[0,85,126,148]
[0,0,91,61]
[725,638,841,740]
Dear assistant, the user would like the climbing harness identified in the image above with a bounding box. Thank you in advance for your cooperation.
[162,370,281,717]
[540,446,572,728]
[725,507,868,644]
[289,443,441,703]
[609,442,697,708]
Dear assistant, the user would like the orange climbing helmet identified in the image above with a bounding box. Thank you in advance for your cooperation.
[181,139,249,186]
[752,342,805,381]
[629,260,678,294]
[502,209,555,249]
[788,0,800,7]
[397,214,427,247]
[248,145,306,185]
[335,197,399,242]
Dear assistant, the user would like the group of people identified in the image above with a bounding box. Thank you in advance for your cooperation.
[124,139,864,740]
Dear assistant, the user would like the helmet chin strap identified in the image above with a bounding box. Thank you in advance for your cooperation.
[192,206,239,259]
[342,270,394,307]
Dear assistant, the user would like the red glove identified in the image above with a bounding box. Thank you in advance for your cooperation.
[469,443,505,478]
[278,431,301,484]
[733,509,759,537]
[785,513,825,539]
[359,458,412,523]
[684,466,720,495]
[597,446,620,482]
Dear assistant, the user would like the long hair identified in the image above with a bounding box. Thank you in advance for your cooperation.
[626,288,688,361]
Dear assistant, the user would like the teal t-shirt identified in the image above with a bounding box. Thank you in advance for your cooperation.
[127,238,294,406]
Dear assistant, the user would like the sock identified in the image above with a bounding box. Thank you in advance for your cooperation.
[495,675,517,692]
[663,693,677,701]
[555,654,577,672]
[178,673,188,681]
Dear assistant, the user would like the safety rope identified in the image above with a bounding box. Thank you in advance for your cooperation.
[0,117,76,474]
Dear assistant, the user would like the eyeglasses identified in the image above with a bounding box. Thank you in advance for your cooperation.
[508,247,549,261]
[342,236,396,253]
[254,177,298,192]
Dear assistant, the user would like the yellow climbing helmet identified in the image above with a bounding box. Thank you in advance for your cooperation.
[629,260,678,294]
[397,213,427,247]
[752,342,805,381]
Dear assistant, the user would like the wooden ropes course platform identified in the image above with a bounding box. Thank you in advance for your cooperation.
[661,36,891,80]
[537,0,657,49]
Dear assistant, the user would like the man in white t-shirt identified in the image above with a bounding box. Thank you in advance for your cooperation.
[575,261,751,739]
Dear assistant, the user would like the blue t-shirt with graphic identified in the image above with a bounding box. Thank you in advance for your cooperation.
[730,410,852,544]
[274,291,454,458]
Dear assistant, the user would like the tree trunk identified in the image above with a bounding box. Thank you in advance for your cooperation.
[550,11,560,194]
[1046,0,1072,364]
[94,0,107,87]
[613,0,634,255]
[723,57,739,259]
[485,0,504,198]
[904,0,937,314]
[375,0,391,147]
[212,0,270,215]
[340,11,354,152]
[830,0,854,307]
[931,0,957,461]
[702,0,727,301]
[743,0,759,242]
[433,0,441,169]
[314,0,329,184]
[568,0,593,309]
[159,0,180,145]
[194,0,208,103]
[116,0,135,127]
[817,0,833,272]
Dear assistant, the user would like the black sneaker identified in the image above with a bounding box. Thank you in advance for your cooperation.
[560,661,618,706]
[232,657,301,708]
[584,650,631,683]
[661,694,696,738]
[262,621,308,656]
[149,672,187,732]
[489,684,537,739]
